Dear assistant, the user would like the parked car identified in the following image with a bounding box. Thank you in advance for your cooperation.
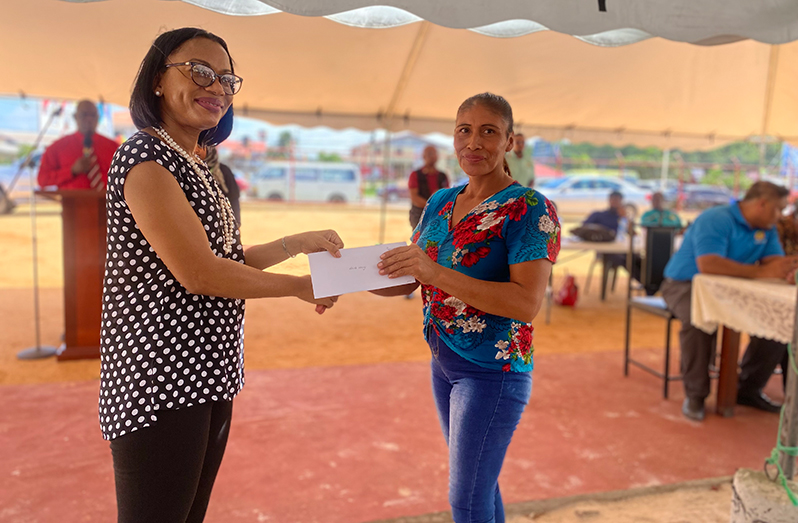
[536,175,652,216]
[252,162,361,203]
[664,185,733,210]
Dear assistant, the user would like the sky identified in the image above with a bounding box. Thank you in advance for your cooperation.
[0,98,39,132]
[0,95,455,156]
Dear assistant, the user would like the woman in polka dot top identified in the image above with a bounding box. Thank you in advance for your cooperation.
[101,28,342,522]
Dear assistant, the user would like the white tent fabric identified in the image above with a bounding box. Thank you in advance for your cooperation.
[3,0,798,149]
[76,0,798,46]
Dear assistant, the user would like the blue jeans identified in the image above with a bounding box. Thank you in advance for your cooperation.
[428,327,532,523]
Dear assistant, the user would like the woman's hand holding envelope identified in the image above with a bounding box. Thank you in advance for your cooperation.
[378,244,440,285]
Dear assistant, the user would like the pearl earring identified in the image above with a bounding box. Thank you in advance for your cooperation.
[155,90,161,97]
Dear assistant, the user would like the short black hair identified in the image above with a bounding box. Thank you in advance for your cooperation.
[743,181,789,202]
[129,27,235,146]
[610,191,623,199]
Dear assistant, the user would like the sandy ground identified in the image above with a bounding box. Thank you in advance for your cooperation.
[510,483,732,523]
[0,201,749,521]
[0,200,672,385]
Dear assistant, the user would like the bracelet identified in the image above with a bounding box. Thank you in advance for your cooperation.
[282,237,296,258]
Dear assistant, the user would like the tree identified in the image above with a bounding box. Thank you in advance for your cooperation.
[552,139,783,181]
[317,152,343,162]
[278,131,294,149]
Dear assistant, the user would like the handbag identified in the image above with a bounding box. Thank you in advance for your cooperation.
[569,224,616,242]
[554,273,579,307]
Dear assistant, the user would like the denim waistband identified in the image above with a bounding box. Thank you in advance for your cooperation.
[427,324,500,376]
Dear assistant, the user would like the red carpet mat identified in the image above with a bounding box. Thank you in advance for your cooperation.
[0,350,780,522]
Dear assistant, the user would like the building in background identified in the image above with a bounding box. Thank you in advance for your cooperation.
[350,131,459,184]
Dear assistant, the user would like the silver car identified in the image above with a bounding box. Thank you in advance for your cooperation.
[537,175,652,216]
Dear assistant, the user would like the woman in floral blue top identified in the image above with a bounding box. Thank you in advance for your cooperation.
[376,93,560,523]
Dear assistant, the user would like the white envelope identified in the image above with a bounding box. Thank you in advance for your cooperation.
[308,242,417,298]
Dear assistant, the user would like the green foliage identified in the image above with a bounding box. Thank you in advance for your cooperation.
[701,166,753,191]
[560,141,780,165]
[556,140,782,182]
[277,131,294,148]
[317,152,343,162]
[16,144,36,160]
[679,142,781,165]
[266,150,289,159]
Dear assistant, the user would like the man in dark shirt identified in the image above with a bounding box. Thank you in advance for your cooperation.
[583,191,643,287]
[584,190,625,231]
[408,145,449,228]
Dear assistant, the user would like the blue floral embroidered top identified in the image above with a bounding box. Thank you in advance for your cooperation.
[412,182,561,373]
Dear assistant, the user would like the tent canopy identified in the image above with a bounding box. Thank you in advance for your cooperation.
[3,0,798,149]
[91,0,798,46]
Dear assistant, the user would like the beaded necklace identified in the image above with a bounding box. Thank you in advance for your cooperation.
[153,126,236,254]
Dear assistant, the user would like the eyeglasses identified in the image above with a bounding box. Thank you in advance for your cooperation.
[164,61,243,95]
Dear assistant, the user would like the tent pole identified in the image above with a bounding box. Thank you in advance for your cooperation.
[759,45,780,145]
[660,148,670,191]
[778,290,798,479]
[378,130,392,245]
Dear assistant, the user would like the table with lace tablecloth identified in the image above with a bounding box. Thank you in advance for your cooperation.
[691,274,797,416]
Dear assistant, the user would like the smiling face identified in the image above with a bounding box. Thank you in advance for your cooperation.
[454,103,513,179]
[155,37,233,133]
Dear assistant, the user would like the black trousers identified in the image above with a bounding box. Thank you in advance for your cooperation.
[661,279,788,400]
[739,337,789,396]
[110,400,233,523]
[607,253,644,287]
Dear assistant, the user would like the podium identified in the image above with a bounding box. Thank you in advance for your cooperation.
[38,190,106,361]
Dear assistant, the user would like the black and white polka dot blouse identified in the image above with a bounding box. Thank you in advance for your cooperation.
[99,131,245,441]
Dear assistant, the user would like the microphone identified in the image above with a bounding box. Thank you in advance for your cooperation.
[83,131,94,157]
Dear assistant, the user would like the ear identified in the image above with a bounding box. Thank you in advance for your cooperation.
[152,73,164,97]
[506,133,515,153]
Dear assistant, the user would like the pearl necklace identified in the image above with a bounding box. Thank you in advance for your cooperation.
[153,127,236,254]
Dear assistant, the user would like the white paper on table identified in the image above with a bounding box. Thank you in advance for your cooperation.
[308,242,416,299]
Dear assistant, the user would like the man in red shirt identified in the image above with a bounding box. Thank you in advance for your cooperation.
[408,145,449,228]
[38,100,119,190]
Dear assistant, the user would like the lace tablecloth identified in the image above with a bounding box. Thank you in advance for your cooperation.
[691,274,797,344]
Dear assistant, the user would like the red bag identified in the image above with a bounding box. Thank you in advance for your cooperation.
[555,274,579,307]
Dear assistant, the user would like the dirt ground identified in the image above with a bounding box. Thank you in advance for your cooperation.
[0,201,673,385]
[0,201,748,523]
[510,482,732,523]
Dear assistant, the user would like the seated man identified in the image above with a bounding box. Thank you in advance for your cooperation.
[641,192,682,228]
[661,181,797,421]
[583,191,642,284]
[584,190,625,232]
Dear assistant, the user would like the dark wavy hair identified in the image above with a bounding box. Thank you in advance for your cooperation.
[457,92,514,136]
[129,27,235,146]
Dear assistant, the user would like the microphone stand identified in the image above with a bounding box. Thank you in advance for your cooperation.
[16,106,63,360]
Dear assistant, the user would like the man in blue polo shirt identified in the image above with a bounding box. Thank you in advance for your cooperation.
[661,181,797,421]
